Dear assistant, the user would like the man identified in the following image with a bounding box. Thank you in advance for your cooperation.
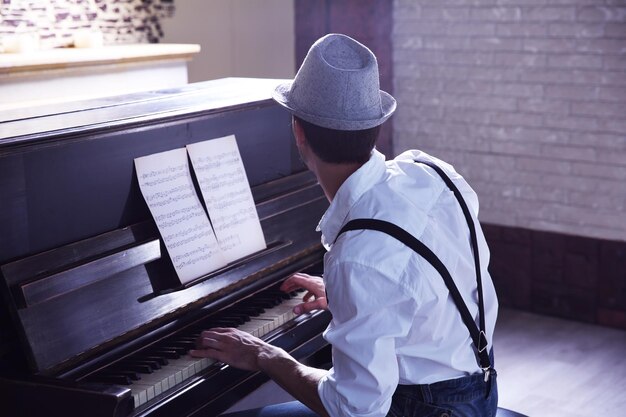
[191,33,499,417]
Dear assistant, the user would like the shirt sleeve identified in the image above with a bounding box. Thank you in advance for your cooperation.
[317,259,417,417]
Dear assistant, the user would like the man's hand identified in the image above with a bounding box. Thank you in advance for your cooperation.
[190,327,276,371]
[189,314,331,417]
[281,272,328,315]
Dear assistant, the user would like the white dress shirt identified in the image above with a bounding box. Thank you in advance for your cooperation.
[316,149,498,417]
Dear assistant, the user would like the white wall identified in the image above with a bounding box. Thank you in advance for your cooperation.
[161,0,295,83]
[393,0,626,242]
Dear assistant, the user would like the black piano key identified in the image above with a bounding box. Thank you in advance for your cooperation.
[88,373,132,385]
[187,325,220,335]
[141,356,169,366]
[147,349,181,359]
[118,359,161,370]
[231,306,265,316]
[119,370,141,381]
[263,294,285,302]
[162,341,195,351]
[244,301,268,310]
[208,319,241,327]
[218,316,246,325]
[160,345,188,355]
[248,300,277,309]
[234,304,265,314]
[179,331,201,340]
[95,370,141,381]
[172,339,196,346]
[110,363,153,374]
[175,336,200,343]
[223,313,251,323]
[266,290,291,300]
[255,297,276,305]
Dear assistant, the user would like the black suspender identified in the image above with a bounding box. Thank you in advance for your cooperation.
[335,159,493,378]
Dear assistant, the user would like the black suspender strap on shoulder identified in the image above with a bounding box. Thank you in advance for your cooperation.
[416,160,487,355]
[335,160,492,377]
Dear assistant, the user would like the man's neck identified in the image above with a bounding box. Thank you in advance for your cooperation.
[312,160,363,202]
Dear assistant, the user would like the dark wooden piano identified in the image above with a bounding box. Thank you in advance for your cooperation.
[0,78,331,417]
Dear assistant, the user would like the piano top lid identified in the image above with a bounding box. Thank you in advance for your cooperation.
[0,77,289,147]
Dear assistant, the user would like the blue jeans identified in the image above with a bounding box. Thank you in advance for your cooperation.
[221,371,497,417]
[388,370,498,417]
[389,349,497,417]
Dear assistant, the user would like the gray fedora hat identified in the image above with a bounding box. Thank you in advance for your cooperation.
[272,33,396,131]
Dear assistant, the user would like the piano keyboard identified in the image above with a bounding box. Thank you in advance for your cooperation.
[86,287,308,408]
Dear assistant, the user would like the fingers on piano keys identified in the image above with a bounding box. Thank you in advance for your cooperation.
[85,287,308,408]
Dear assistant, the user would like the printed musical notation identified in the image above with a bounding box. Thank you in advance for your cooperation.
[187,135,267,264]
[135,148,226,284]
[135,136,267,284]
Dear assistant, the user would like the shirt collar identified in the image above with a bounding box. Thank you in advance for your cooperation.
[317,149,387,249]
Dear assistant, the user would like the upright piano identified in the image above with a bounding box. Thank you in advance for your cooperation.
[0,78,331,417]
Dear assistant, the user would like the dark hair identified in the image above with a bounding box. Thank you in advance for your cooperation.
[294,116,381,164]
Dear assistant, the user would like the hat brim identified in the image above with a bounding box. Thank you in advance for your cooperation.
[272,81,396,131]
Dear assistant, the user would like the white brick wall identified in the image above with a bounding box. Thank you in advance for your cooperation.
[392,0,626,242]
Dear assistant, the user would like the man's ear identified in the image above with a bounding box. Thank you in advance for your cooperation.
[292,117,307,148]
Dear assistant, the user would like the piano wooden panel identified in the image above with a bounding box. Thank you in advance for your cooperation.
[2,180,326,374]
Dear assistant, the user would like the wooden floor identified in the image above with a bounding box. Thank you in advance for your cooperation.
[494,308,626,417]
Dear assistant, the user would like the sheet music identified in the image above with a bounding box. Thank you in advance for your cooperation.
[135,148,226,284]
[187,135,267,264]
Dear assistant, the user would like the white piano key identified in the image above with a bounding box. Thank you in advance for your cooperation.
[131,385,148,407]
[153,381,162,397]
[135,372,169,395]
[130,382,155,406]
[128,348,230,407]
